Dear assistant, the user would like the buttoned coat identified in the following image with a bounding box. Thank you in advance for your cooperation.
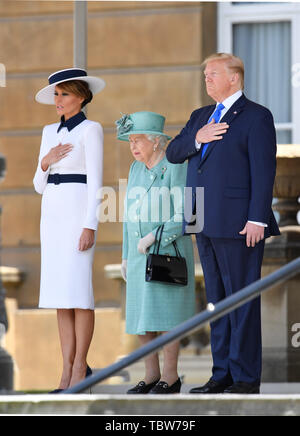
[33,114,103,309]
[166,93,280,385]
[123,156,195,335]
[166,94,280,238]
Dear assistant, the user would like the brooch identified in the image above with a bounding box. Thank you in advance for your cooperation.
[161,167,167,179]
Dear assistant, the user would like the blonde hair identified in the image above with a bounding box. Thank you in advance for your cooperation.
[202,53,245,89]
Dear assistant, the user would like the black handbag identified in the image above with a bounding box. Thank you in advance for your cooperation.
[145,225,188,286]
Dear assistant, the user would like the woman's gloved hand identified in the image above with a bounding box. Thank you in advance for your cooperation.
[137,232,156,254]
[121,259,127,282]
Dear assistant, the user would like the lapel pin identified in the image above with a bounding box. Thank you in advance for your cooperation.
[161,167,167,179]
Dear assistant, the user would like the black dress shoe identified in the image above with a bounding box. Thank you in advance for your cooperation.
[127,379,160,394]
[189,378,229,394]
[223,382,260,394]
[149,378,181,394]
[49,388,64,394]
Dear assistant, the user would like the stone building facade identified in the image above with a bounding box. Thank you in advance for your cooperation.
[0,1,216,389]
[0,0,215,308]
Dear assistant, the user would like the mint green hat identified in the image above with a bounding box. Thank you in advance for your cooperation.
[115,111,172,141]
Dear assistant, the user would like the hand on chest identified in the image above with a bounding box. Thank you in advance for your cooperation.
[50,129,86,170]
[196,110,249,162]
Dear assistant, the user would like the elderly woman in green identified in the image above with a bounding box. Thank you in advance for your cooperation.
[116,111,195,394]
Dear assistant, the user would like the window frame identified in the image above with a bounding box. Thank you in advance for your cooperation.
[218,1,300,144]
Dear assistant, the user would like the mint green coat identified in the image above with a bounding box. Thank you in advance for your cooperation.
[123,156,195,335]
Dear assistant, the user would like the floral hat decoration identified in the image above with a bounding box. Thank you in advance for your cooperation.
[115,111,172,142]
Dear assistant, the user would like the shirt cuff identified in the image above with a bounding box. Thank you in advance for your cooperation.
[248,220,268,227]
[195,139,201,151]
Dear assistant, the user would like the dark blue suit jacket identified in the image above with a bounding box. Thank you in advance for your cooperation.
[166,94,280,239]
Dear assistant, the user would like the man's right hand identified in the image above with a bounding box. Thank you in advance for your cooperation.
[195,119,229,144]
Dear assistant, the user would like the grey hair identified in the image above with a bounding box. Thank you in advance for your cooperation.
[146,134,169,149]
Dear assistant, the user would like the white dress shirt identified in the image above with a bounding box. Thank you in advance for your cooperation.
[195,89,267,228]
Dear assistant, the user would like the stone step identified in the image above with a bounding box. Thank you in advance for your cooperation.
[92,383,300,395]
[2,353,299,415]
[1,391,300,416]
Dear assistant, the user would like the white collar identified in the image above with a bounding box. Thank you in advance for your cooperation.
[219,89,243,110]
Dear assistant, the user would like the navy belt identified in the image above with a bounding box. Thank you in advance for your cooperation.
[48,173,87,185]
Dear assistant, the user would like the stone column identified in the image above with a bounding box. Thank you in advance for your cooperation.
[261,145,300,382]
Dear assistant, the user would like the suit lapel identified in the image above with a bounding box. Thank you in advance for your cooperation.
[199,94,248,167]
[221,94,247,124]
[197,105,216,128]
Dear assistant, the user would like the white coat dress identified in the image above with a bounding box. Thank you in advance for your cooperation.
[33,112,103,309]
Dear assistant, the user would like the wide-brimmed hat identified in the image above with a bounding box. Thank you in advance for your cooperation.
[116,111,172,141]
[35,68,106,104]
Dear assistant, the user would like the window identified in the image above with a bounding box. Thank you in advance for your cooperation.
[218,2,300,144]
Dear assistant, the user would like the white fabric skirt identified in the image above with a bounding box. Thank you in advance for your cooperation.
[39,182,95,309]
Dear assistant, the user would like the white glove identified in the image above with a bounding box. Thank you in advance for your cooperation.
[121,259,127,282]
[137,232,156,254]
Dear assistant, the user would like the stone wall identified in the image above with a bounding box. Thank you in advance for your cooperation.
[4,297,123,391]
[0,1,216,309]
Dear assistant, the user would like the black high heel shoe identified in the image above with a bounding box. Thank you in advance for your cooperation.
[86,365,92,378]
[85,365,93,394]
[49,366,92,394]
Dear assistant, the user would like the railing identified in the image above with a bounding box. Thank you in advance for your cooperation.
[64,256,300,394]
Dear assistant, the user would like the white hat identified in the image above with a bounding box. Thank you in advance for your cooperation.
[35,68,105,104]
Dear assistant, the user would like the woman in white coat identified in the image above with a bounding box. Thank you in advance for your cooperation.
[33,68,105,392]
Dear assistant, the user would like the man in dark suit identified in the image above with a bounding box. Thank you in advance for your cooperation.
[166,53,280,394]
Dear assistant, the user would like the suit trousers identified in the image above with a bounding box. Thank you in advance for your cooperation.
[196,232,265,386]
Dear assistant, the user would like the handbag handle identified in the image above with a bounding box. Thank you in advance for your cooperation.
[154,225,164,255]
[153,225,182,259]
